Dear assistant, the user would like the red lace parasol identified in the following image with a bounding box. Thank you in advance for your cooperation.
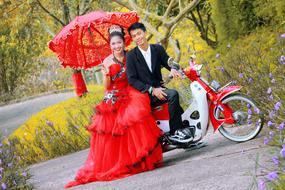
[49,11,139,69]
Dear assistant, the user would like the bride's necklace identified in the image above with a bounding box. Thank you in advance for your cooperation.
[111,51,126,81]
[113,51,126,65]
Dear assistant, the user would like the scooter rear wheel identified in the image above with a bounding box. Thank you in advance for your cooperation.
[215,93,264,142]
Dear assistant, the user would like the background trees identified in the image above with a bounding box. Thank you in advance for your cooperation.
[210,0,285,42]
[0,1,46,99]
[1,0,285,102]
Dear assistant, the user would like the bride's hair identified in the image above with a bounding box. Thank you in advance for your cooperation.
[108,25,125,42]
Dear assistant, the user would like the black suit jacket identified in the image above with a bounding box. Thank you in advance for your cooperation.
[126,44,171,93]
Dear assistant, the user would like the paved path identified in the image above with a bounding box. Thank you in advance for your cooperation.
[29,131,268,190]
[0,92,75,135]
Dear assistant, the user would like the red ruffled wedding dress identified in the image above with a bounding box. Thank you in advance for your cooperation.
[65,58,163,188]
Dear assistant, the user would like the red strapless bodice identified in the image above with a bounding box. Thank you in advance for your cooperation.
[106,63,128,91]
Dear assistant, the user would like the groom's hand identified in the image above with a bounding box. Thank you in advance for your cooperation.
[170,69,182,79]
[152,87,167,100]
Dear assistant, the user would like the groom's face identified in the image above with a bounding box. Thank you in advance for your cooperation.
[129,28,147,47]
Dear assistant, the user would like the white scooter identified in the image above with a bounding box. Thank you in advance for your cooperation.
[151,60,264,151]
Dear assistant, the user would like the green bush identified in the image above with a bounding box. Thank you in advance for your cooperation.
[211,0,285,41]
[202,28,285,120]
[0,132,33,189]
[199,28,285,189]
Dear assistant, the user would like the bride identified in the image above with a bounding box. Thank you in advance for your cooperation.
[64,25,163,188]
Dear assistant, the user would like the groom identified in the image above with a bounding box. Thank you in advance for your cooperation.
[126,22,193,143]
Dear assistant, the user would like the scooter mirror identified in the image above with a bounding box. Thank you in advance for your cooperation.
[168,57,174,65]
[168,57,180,70]
[168,57,179,66]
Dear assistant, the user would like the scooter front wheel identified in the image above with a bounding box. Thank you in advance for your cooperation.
[215,94,264,142]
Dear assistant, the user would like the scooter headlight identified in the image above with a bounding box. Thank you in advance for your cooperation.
[194,64,203,76]
[210,80,221,91]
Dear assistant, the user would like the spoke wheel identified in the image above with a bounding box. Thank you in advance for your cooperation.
[215,94,264,142]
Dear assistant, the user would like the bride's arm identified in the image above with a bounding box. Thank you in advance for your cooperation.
[101,60,111,89]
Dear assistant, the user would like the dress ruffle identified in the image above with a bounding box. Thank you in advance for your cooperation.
[65,86,163,188]
[87,86,155,136]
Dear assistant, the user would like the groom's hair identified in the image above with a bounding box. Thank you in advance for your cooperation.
[128,22,146,35]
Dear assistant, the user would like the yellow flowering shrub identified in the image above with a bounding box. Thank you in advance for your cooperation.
[8,85,104,165]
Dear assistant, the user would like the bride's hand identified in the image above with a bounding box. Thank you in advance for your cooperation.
[101,65,110,76]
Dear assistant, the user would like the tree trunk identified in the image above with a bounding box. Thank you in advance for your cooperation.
[0,52,9,95]
[0,68,9,94]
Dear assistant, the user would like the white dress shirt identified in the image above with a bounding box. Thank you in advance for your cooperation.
[138,45,152,72]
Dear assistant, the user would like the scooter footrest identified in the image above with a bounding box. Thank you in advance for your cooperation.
[184,141,208,151]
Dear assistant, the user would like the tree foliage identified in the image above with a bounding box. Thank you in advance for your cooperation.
[210,0,285,42]
[29,0,112,35]
[187,0,217,48]
[0,1,46,97]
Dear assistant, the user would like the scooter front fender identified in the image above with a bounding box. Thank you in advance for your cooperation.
[209,86,242,131]
[217,86,242,101]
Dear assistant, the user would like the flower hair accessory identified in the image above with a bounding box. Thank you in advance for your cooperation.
[109,25,123,34]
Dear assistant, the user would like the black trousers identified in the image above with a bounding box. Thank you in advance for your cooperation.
[150,89,184,134]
